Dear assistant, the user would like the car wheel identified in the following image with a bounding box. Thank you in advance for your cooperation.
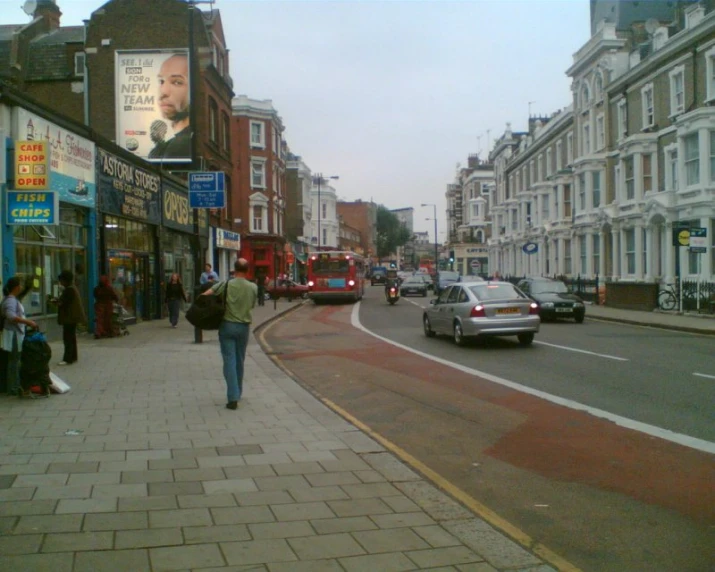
[453,322,466,346]
[423,315,435,337]
[575,313,585,324]
[517,333,534,346]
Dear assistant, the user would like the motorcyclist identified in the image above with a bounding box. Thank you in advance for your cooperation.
[384,269,400,301]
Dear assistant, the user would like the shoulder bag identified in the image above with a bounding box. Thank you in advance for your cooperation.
[185,281,228,330]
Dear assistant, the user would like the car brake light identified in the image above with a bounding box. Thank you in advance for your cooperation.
[348,280,355,287]
[529,302,539,315]
[308,281,314,287]
[470,305,486,317]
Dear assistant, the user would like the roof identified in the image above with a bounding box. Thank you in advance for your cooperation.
[31,26,84,45]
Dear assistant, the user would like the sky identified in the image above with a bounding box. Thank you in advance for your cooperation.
[0,0,591,241]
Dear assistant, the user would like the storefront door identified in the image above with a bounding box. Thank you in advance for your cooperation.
[135,255,150,320]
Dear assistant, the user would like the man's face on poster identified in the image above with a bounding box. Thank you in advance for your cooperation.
[157,55,189,123]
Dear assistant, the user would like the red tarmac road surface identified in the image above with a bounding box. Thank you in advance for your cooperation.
[260,303,715,572]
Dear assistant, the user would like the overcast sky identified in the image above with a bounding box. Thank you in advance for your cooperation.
[0,0,590,240]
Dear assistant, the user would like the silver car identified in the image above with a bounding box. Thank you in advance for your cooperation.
[422,281,540,346]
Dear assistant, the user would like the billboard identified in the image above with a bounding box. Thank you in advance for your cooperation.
[115,49,191,163]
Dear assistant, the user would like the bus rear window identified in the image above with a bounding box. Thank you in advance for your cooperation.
[311,260,350,273]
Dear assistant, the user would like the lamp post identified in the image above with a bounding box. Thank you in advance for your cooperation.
[313,173,339,251]
[421,203,438,271]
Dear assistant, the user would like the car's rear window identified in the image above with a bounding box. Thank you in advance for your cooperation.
[468,283,525,301]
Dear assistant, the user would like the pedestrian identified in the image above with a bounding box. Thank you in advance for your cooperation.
[201,258,257,410]
[166,273,188,328]
[54,270,86,365]
[199,263,219,292]
[1,276,37,395]
[256,271,266,306]
[93,275,118,339]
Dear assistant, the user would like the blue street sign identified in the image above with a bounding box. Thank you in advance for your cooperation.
[522,241,538,254]
[188,172,226,208]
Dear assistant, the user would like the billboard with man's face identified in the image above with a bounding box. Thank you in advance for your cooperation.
[115,49,191,163]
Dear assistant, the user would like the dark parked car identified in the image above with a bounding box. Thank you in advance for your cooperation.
[400,276,428,297]
[266,279,309,300]
[517,277,586,323]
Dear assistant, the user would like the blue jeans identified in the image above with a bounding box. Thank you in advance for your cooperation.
[167,299,181,326]
[218,321,250,403]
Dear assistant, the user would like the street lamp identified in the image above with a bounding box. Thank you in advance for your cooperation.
[313,173,339,251]
[421,203,438,271]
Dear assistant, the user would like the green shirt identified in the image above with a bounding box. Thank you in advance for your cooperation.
[211,278,257,324]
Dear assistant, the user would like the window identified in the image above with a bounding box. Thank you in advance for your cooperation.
[582,123,591,155]
[221,112,230,153]
[537,154,543,181]
[251,161,266,188]
[642,154,653,193]
[529,161,535,186]
[322,228,327,246]
[592,170,601,208]
[556,140,563,170]
[666,147,678,190]
[617,100,627,140]
[706,47,715,102]
[566,133,573,165]
[564,239,572,274]
[580,236,587,274]
[710,131,715,182]
[593,234,600,275]
[625,229,636,274]
[684,133,700,186]
[624,156,635,200]
[563,184,572,219]
[541,192,549,220]
[596,114,605,151]
[580,83,590,109]
[578,173,586,210]
[594,73,603,101]
[669,66,685,116]
[74,52,85,77]
[322,202,327,219]
[250,121,264,148]
[614,164,621,200]
[641,84,654,128]
[252,205,263,231]
[208,97,218,143]
[546,148,552,176]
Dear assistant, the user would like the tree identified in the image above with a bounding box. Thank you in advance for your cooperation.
[375,206,411,259]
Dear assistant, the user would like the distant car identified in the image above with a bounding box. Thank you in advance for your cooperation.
[370,268,387,286]
[517,277,585,323]
[415,274,434,291]
[266,279,308,300]
[422,281,540,346]
[400,276,428,297]
[434,271,461,295]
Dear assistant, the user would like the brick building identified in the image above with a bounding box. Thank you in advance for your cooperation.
[336,200,378,261]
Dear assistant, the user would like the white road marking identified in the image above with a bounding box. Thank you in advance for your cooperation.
[693,372,715,380]
[351,302,715,455]
[534,340,628,361]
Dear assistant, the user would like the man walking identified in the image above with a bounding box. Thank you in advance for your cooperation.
[202,258,257,410]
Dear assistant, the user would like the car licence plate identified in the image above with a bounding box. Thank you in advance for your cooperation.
[555,307,572,313]
[496,307,520,315]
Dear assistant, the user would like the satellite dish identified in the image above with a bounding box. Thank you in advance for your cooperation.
[645,18,659,35]
[22,0,37,16]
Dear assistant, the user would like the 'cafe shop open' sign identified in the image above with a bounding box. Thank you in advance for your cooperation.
[15,141,49,190]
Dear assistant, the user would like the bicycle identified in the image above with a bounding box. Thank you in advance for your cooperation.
[657,283,678,311]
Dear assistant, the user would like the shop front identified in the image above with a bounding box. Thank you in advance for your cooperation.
[161,181,196,300]
[97,148,161,322]
[1,108,97,339]
[214,228,240,280]
[241,235,285,282]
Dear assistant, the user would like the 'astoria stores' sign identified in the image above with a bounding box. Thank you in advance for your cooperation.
[97,148,161,224]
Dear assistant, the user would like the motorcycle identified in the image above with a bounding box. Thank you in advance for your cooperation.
[387,286,400,305]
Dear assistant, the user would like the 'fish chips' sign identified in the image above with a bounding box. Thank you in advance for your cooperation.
[15,141,49,190]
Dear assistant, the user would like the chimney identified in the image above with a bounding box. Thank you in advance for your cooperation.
[35,0,62,31]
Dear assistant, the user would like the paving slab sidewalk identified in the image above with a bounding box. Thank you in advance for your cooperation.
[0,300,555,572]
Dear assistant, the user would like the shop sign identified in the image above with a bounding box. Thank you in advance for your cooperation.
[14,141,49,190]
[97,148,161,223]
[216,228,240,251]
[689,227,707,254]
[6,191,59,225]
[14,108,96,207]
[162,183,192,233]
[465,247,488,254]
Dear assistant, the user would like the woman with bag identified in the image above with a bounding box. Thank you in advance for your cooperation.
[1,276,38,396]
[166,273,188,328]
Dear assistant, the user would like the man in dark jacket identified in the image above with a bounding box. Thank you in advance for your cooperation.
[55,270,86,365]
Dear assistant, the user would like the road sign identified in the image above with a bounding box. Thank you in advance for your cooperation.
[286,252,295,264]
[470,259,481,270]
[689,227,707,253]
[188,172,225,209]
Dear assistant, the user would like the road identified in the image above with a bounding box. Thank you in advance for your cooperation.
[259,286,715,571]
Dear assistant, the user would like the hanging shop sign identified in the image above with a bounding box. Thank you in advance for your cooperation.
[6,191,59,225]
[14,109,96,207]
[522,241,538,254]
[98,148,161,224]
[162,182,192,233]
[14,141,49,190]
[215,228,240,251]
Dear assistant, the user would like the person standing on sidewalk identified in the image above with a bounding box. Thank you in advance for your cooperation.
[55,270,86,365]
[166,273,188,328]
[199,263,219,292]
[201,258,257,410]
[1,277,37,395]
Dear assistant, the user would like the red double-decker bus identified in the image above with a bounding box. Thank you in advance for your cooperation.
[307,251,366,303]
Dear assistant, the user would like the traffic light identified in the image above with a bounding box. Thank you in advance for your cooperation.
[449,250,455,262]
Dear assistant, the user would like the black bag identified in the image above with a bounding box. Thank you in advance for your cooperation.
[185,282,227,330]
[20,330,52,391]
